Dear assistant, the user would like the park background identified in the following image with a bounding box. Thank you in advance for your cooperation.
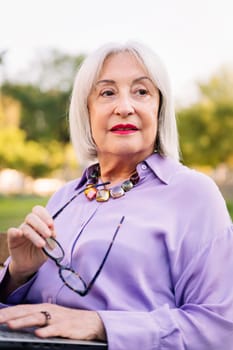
[0,0,233,233]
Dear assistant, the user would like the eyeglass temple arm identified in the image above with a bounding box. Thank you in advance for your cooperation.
[85,215,125,294]
[52,182,111,219]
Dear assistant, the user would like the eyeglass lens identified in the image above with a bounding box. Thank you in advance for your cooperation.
[43,237,64,261]
[42,197,125,295]
[60,267,87,293]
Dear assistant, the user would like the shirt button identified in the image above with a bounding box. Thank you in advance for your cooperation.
[141,164,147,170]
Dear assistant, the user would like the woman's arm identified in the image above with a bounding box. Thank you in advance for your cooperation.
[98,225,233,350]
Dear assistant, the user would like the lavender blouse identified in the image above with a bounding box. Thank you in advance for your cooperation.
[1,153,233,350]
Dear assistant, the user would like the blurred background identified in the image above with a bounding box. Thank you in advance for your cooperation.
[0,0,233,232]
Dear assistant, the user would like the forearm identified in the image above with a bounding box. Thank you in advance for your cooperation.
[99,305,233,350]
[0,268,29,302]
[0,262,36,304]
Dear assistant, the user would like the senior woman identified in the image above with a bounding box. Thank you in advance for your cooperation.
[0,41,233,350]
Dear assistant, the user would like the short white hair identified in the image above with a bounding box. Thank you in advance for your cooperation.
[69,41,180,165]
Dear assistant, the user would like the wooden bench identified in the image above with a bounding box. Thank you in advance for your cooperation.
[0,234,9,266]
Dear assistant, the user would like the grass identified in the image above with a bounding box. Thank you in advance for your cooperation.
[227,201,233,220]
[0,195,232,233]
[0,195,49,232]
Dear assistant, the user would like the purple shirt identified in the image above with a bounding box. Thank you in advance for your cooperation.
[1,153,233,349]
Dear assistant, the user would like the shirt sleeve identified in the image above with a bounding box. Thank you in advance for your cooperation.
[0,258,38,308]
[98,224,233,350]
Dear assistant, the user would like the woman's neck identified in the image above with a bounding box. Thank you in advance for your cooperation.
[97,155,141,186]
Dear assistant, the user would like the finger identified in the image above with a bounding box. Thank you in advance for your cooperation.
[0,304,49,323]
[6,312,48,330]
[7,227,25,249]
[35,322,91,340]
[24,213,52,239]
[0,305,29,323]
[7,227,23,239]
[35,323,63,338]
[32,206,54,230]
[20,223,47,248]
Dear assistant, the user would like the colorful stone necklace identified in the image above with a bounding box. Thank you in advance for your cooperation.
[84,163,140,202]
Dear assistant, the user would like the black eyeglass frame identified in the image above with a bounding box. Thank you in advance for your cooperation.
[43,216,124,296]
[42,181,124,297]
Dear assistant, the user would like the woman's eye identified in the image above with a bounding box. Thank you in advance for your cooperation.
[136,89,148,96]
[101,90,114,97]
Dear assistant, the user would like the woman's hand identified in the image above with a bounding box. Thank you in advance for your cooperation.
[7,205,55,284]
[0,304,106,341]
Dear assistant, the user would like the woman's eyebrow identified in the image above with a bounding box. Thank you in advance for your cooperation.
[95,76,153,86]
[95,79,116,86]
[132,76,153,84]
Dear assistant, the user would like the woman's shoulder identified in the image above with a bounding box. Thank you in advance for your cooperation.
[152,155,229,221]
[173,163,222,199]
[147,153,221,196]
[172,162,231,231]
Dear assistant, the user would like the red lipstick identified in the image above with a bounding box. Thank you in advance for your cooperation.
[110,124,138,135]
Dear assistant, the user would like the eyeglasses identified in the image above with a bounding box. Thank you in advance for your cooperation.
[43,216,124,296]
[42,182,124,296]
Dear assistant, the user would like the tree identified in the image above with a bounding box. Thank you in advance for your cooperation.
[2,50,85,143]
[177,66,233,168]
[2,83,70,142]
[0,127,65,177]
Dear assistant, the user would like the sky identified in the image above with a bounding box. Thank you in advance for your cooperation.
[0,0,233,104]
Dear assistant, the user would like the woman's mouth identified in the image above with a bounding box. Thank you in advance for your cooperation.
[110,124,138,135]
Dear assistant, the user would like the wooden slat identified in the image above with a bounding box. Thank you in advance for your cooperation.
[0,234,9,266]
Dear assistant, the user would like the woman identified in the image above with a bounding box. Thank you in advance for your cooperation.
[0,41,233,350]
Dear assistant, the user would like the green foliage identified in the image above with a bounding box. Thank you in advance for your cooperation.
[199,67,233,103]
[227,201,233,219]
[178,67,233,167]
[2,82,70,143]
[0,127,64,177]
[0,50,84,177]
[2,50,85,144]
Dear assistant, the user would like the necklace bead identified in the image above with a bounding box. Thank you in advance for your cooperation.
[121,180,134,192]
[96,189,110,202]
[110,185,125,199]
[84,163,140,202]
[84,186,97,200]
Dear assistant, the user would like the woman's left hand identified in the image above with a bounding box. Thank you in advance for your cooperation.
[0,303,106,341]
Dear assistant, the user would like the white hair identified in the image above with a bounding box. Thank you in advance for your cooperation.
[69,41,180,165]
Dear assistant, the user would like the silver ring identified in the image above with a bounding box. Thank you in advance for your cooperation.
[40,310,51,326]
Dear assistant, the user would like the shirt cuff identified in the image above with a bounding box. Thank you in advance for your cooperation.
[98,309,160,350]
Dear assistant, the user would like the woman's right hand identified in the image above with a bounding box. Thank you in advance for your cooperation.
[7,205,55,285]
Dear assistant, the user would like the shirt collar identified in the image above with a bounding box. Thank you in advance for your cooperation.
[75,153,181,190]
[75,163,98,190]
[143,152,181,185]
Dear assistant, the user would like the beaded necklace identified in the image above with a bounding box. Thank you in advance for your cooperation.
[84,164,140,202]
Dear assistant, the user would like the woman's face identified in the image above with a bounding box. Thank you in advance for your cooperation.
[88,52,160,162]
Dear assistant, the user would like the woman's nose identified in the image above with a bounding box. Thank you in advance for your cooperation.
[114,95,135,117]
